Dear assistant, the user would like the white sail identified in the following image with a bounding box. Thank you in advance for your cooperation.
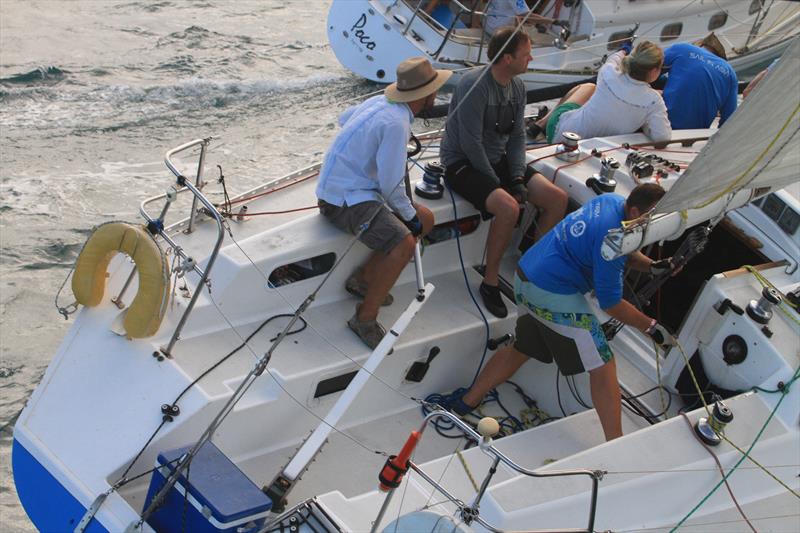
[654,37,800,215]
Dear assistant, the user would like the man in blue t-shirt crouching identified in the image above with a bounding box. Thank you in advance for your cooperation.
[449,183,677,441]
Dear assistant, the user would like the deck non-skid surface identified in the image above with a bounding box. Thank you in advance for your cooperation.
[169,267,516,397]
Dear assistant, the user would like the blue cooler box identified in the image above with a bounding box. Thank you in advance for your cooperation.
[145,441,272,533]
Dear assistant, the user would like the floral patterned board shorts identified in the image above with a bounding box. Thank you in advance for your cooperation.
[512,273,613,375]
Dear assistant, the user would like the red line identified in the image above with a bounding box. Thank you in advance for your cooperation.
[236,205,318,217]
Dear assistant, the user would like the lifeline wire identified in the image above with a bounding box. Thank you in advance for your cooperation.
[132,204,400,529]
[63,6,796,528]
[680,412,756,533]
[669,366,799,532]
[217,17,556,515]
[225,231,424,408]
[396,9,556,510]
[668,338,800,532]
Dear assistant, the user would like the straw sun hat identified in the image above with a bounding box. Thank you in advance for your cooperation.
[385,57,452,103]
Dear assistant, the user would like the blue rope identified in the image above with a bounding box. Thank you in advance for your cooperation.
[407,157,490,388]
[445,179,491,388]
[410,157,530,437]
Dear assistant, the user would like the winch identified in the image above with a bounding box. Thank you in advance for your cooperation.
[586,156,619,194]
[415,162,445,200]
[694,399,734,446]
[746,286,782,324]
[555,132,581,162]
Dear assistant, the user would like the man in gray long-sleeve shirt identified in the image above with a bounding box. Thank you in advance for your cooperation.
[441,27,567,318]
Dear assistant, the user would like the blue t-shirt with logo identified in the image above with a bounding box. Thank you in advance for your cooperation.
[663,43,738,129]
[518,193,627,309]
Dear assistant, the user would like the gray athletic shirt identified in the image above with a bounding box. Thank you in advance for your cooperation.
[440,67,527,185]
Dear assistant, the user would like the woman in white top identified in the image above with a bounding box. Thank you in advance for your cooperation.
[529,41,672,144]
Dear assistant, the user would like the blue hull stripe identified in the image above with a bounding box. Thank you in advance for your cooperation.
[12,438,110,533]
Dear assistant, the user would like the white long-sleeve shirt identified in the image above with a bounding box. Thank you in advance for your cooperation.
[555,51,672,143]
[316,95,416,221]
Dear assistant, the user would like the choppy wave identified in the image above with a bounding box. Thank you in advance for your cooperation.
[0,66,68,86]
[114,1,174,13]
[0,73,349,130]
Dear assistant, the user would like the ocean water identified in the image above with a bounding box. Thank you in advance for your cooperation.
[0,1,394,529]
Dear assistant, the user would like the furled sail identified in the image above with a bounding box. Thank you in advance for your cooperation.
[654,37,799,215]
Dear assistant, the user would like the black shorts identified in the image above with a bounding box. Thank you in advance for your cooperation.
[444,155,534,216]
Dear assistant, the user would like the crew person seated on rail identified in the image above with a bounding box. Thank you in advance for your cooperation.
[316,58,449,349]
[482,0,563,37]
[440,27,568,319]
[528,40,672,145]
[441,184,679,441]
[423,0,468,29]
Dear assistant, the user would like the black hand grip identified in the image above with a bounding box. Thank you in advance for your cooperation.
[487,333,512,350]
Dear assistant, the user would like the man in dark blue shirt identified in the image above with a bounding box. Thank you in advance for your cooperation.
[445,184,677,441]
[662,33,738,130]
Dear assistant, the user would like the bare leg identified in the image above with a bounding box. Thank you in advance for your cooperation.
[589,358,622,441]
[483,188,520,286]
[358,235,416,321]
[361,203,434,287]
[535,83,597,128]
[415,203,435,236]
[526,172,568,240]
[462,345,528,407]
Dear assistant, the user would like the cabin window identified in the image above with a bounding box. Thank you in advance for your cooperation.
[423,214,481,245]
[660,23,683,42]
[761,193,786,221]
[779,208,800,236]
[708,12,727,30]
[759,193,800,236]
[268,252,336,288]
[749,0,764,15]
[607,31,632,51]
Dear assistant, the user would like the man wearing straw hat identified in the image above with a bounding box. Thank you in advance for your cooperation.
[661,32,738,129]
[316,57,450,349]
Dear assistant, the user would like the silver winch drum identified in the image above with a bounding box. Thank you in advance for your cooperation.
[415,162,446,200]
[746,286,782,324]
[555,132,581,162]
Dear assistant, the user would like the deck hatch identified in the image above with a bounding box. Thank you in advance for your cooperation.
[314,370,359,398]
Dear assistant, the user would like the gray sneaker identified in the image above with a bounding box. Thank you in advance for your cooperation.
[347,310,390,351]
[345,271,393,306]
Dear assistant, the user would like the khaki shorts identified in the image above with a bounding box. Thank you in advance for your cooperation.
[318,200,409,254]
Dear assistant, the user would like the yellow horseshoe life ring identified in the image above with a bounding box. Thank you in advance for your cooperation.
[72,221,170,339]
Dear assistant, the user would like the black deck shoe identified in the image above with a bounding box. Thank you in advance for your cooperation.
[479,282,507,318]
[526,121,545,139]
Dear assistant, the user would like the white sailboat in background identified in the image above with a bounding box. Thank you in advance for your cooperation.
[12,32,799,533]
[328,0,800,88]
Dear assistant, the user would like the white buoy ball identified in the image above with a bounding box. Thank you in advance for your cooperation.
[477,417,500,438]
